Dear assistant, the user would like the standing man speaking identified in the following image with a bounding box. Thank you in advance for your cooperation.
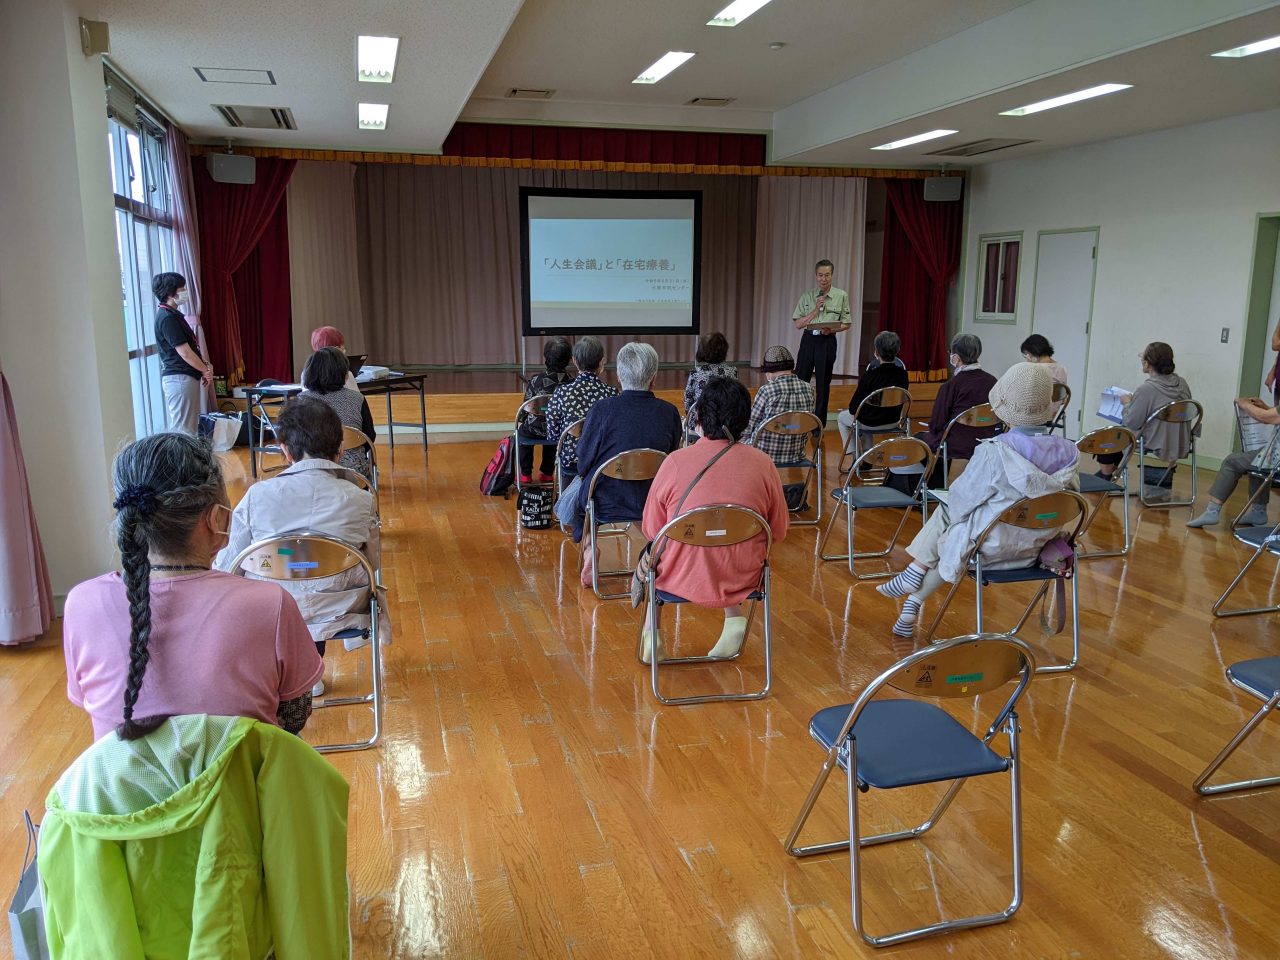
[791,258,851,427]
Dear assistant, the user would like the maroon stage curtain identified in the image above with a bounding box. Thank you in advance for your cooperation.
[192,157,296,384]
[231,198,292,383]
[442,122,766,169]
[880,179,963,381]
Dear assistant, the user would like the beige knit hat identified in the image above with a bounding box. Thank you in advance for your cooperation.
[988,362,1055,427]
[761,345,795,372]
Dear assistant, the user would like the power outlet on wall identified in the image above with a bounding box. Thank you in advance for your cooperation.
[1221,327,1230,343]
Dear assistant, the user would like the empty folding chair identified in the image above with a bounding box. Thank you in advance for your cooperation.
[512,394,558,495]
[340,425,378,490]
[751,410,824,526]
[820,436,933,579]
[840,387,912,474]
[921,491,1090,675]
[1136,399,1204,508]
[641,504,774,705]
[1193,655,1280,795]
[249,379,290,477]
[1049,382,1072,436]
[230,533,383,753]
[936,403,1003,489]
[784,633,1036,947]
[583,448,668,600]
[1076,427,1136,558]
[1212,520,1280,618]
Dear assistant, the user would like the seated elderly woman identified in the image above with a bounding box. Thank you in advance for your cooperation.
[837,329,910,457]
[915,332,1000,488]
[639,376,789,663]
[1187,397,1280,528]
[216,395,381,697]
[546,335,619,486]
[62,433,322,741]
[302,346,377,483]
[684,331,738,438]
[877,363,1080,638]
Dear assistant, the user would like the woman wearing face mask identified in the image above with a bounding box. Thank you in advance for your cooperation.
[62,433,323,741]
[152,272,212,436]
[915,333,999,487]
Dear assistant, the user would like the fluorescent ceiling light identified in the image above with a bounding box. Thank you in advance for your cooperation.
[707,0,774,27]
[870,129,958,150]
[358,102,388,130]
[358,36,399,82]
[633,51,695,84]
[1211,34,1280,58]
[999,83,1132,116]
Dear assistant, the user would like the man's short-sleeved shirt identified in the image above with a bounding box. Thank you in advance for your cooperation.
[155,304,202,379]
[792,286,851,335]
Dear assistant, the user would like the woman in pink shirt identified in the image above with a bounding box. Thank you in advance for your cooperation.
[63,433,322,741]
[640,377,789,663]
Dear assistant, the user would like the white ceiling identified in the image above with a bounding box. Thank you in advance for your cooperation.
[98,0,1280,166]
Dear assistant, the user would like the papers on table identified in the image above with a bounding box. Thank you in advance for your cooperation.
[1236,404,1274,452]
[1097,386,1132,425]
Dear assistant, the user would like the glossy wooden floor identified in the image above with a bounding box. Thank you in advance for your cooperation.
[3,437,1280,959]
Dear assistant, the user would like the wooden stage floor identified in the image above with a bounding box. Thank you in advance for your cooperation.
[3,438,1279,958]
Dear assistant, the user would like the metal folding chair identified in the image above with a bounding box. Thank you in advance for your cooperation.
[1049,382,1072,436]
[583,448,668,600]
[249,379,290,476]
[513,394,557,495]
[839,387,912,473]
[1212,521,1280,618]
[937,403,1003,489]
[340,425,378,491]
[784,633,1036,947]
[1136,399,1204,508]
[1229,427,1280,530]
[819,436,933,579]
[230,533,382,753]
[921,491,1090,675]
[1076,427,1136,559]
[1193,656,1280,795]
[641,504,773,705]
[553,416,585,498]
[752,410,824,526]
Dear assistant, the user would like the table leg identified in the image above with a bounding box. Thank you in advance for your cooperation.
[248,392,259,479]
[418,382,427,450]
[386,388,395,451]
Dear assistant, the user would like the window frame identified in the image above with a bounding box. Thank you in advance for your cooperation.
[974,231,1022,324]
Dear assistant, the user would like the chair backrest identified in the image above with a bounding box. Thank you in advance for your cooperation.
[228,533,375,585]
[557,417,585,447]
[948,402,1001,432]
[846,435,933,484]
[340,426,373,454]
[1147,399,1202,427]
[586,448,668,499]
[752,410,823,441]
[1077,426,1136,463]
[652,503,772,551]
[993,490,1089,532]
[515,394,554,428]
[854,386,912,424]
[1052,382,1071,407]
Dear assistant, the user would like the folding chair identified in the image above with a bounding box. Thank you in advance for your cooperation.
[936,403,1003,489]
[784,633,1036,947]
[1229,427,1280,530]
[839,387,912,473]
[1211,521,1280,618]
[641,504,774,705]
[1049,382,1072,436]
[1136,399,1204,508]
[820,437,933,579]
[512,394,557,495]
[1076,427,1136,559]
[230,533,382,753]
[583,448,668,600]
[340,425,378,491]
[1193,655,1280,795]
[752,410,824,526]
[249,379,290,477]
[921,491,1090,675]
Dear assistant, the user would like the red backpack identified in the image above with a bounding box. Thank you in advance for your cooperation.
[480,436,516,497]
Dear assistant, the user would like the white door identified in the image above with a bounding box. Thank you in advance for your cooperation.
[1031,229,1098,436]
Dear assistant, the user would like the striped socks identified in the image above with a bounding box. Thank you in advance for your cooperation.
[877,563,926,599]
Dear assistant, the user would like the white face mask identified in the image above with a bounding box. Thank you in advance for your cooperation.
[175,289,190,306]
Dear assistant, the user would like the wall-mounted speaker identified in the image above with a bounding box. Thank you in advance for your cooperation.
[924,176,963,202]
[207,153,257,185]
[79,19,110,56]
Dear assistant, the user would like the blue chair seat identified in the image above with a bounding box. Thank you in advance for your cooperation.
[966,563,1058,585]
[516,432,557,447]
[334,627,367,640]
[656,588,764,604]
[830,486,918,510]
[1229,656,1280,697]
[1234,525,1280,553]
[809,699,1008,790]
[1079,473,1123,495]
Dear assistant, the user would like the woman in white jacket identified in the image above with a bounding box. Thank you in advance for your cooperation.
[878,362,1080,637]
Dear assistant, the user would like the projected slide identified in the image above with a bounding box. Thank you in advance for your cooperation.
[520,189,701,335]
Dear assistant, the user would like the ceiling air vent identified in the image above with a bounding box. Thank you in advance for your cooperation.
[505,88,555,99]
[213,104,297,130]
[686,97,735,107]
[195,67,276,85]
[927,138,1036,158]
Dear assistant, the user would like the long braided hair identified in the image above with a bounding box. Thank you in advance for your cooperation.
[110,433,225,740]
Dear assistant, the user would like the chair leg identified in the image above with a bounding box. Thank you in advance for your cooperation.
[819,495,851,562]
[784,740,852,857]
[1193,693,1280,795]
[1079,474,1133,559]
[315,599,383,754]
[921,577,965,643]
[1212,545,1280,618]
[1230,472,1275,529]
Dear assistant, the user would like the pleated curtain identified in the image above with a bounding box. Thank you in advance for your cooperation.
[0,366,52,646]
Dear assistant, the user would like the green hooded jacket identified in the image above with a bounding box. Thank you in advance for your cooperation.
[39,715,350,959]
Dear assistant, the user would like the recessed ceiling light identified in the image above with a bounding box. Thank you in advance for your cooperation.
[707,0,775,27]
[358,103,388,130]
[1211,34,1280,58]
[633,51,695,84]
[871,129,958,150]
[357,36,399,82]
[999,83,1132,116]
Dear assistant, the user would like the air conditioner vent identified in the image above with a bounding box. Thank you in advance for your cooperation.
[195,67,276,85]
[505,88,555,99]
[686,97,735,107]
[927,138,1035,158]
[213,104,296,130]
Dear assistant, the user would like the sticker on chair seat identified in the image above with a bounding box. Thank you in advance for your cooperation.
[706,529,727,537]
[287,561,320,570]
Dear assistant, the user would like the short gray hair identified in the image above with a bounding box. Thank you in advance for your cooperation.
[616,342,659,390]
[873,330,900,362]
[950,333,982,365]
[573,335,605,373]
